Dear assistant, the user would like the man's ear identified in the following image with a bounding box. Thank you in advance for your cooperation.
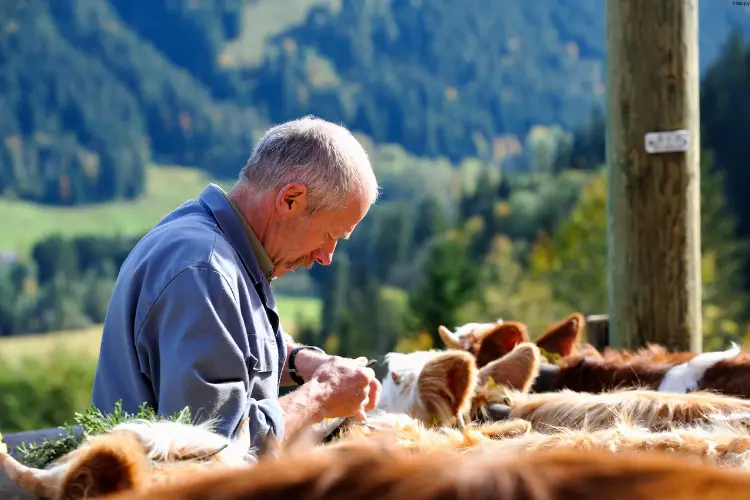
[275,182,309,217]
[535,313,584,359]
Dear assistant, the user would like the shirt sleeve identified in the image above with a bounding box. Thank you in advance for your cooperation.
[135,266,285,449]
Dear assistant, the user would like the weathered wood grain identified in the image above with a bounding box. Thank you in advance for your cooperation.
[605,0,702,352]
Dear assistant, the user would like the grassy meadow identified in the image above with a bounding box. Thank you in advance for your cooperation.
[0,165,236,254]
[220,0,341,68]
[0,294,322,360]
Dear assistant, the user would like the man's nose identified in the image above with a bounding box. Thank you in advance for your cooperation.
[313,240,337,266]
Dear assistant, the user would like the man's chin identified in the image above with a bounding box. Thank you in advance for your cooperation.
[273,267,288,278]
[275,263,311,277]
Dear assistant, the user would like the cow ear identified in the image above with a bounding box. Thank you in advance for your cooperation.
[477,342,541,393]
[438,325,463,349]
[418,351,477,419]
[61,432,148,499]
[475,322,529,368]
[535,313,584,359]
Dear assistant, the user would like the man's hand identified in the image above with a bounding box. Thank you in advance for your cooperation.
[278,356,382,440]
[309,356,382,420]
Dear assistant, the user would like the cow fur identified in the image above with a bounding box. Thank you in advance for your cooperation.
[496,386,750,432]
[10,389,750,498]
[0,417,254,500]
[333,411,750,469]
[470,416,750,469]
[99,439,750,500]
[535,343,747,397]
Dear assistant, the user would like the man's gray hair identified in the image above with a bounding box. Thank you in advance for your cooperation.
[239,116,379,213]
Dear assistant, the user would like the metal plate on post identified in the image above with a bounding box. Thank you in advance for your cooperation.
[644,130,690,154]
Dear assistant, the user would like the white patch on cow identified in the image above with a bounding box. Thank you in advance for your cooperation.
[376,350,446,421]
[451,319,503,350]
[112,418,256,466]
[657,343,741,394]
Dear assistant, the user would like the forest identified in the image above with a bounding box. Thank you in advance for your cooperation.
[1,0,750,353]
[3,0,750,432]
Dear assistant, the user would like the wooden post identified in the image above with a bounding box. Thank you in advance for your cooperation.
[605,0,702,352]
[585,314,610,352]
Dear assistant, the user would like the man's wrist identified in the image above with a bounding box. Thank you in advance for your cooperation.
[289,346,329,384]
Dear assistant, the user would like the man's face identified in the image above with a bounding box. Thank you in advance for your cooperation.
[272,184,370,277]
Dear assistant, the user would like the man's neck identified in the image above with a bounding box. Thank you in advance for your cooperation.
[226,183,279,279]
[227,184,273,244]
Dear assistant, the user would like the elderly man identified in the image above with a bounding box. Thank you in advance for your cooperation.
[91,116,382,450]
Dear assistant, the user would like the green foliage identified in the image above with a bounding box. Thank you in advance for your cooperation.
[0,165,236,254]
[0,349,97,434]
[528,153,749,345]
[701,29,750,296]
[249,0,749,161]
[17,400,192,469]
[4,0,749,204]
[528,170,608,316]
[1,0,265,205]
[408,224,482,345]
[458,234,572,336]
[537,347,562,364]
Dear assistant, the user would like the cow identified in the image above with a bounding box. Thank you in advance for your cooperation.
[437,312,585,366]
[0,417,255,500]
[86,438,750,500]
[376,343,543,427]
[440,314,750,400]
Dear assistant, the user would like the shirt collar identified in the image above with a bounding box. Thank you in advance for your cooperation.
[198,183,275,285]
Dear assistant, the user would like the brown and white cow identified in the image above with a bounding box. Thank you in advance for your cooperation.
[375,343,543,427]
[0,418,255,500]
[440,314,750,400]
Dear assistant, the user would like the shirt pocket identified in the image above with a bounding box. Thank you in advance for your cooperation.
[249,335,278,374]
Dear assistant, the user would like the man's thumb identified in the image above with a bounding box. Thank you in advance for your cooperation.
[355,356,368,365]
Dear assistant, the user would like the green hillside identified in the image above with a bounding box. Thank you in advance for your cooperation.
[3,0,750,206]
[0,165,232,254]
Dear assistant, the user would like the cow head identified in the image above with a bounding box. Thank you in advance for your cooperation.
[377,350,477,427]
[470,342,542,421]
[437,319,505,352]
[438,321,530,368]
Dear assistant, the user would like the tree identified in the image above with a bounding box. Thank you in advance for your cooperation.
[319,253,351,345]
[530,155,748,347]
[408,224,481,345]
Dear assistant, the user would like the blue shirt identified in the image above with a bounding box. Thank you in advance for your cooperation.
[91,184,287,448]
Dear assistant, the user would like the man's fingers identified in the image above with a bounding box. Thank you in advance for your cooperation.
[366,379,381,412]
